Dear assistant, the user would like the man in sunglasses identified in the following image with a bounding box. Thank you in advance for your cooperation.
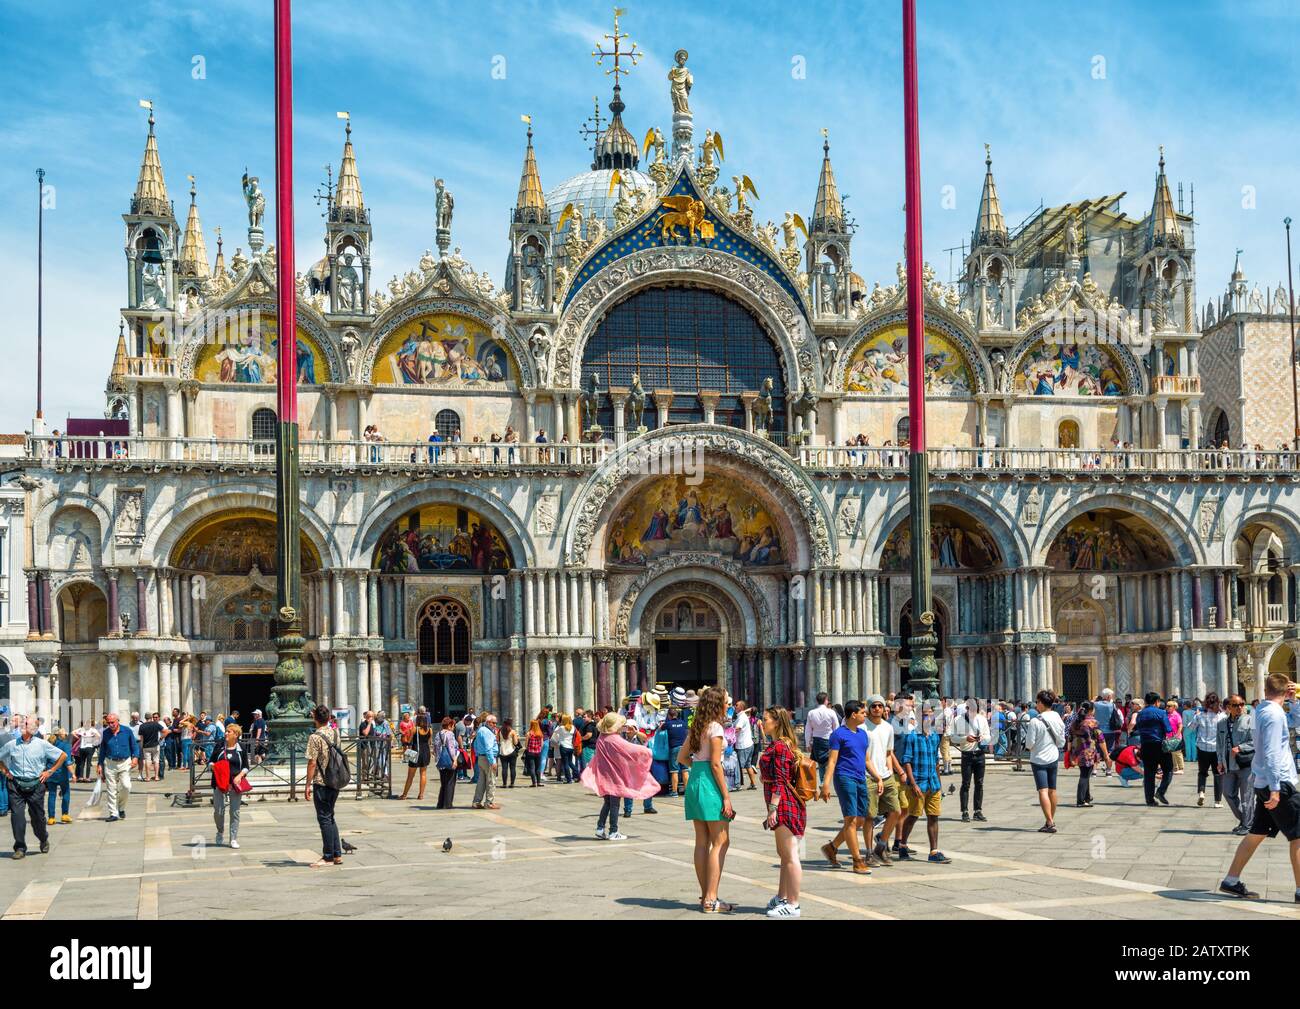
[1216,695,1255,835]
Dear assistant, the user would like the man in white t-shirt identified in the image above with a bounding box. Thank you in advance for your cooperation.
[732,701,758,790]
[1021,689,1066,833]
[863,694,906,865]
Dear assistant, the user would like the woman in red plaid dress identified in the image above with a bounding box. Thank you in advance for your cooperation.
[759,706,806,918]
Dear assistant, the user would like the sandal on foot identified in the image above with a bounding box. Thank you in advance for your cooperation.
[701,899,734,914]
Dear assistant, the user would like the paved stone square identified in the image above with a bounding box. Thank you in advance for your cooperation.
[2,764,1298,920]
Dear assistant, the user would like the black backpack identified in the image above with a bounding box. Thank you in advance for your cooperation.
[317,729,351,790]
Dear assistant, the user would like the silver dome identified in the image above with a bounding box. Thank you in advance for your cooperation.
[545,168,657,239]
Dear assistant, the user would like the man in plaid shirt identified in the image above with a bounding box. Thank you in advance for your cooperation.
[897,702,952,864]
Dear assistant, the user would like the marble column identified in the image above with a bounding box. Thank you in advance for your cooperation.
[106,655,122,719]
[846,649,860,704]
[369,654,383,714]
[562,651,575,714]
[545,651,558,709]
[334,654,350,712]
[614,655,628,709]
[597,654,611,711]
[510,652,524,727]
[406,658,419,710]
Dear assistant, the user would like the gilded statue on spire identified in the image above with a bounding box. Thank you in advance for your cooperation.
[669,49,693,114]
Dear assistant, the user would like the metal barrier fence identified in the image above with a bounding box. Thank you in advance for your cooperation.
[176,734,392,806]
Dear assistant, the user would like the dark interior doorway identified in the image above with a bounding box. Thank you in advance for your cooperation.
[423,673,468,723]
[655,638,718,691]
[227,674,275,728]
[1061,662,1090,703]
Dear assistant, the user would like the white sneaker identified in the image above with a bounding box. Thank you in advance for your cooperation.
[229,839,240,849]
[594,828,608,840]
[766,894,783,910]
[1197,793,1205,807]
[766,901,801,918]
[607,831,628,841]
[1214,801,1222,809]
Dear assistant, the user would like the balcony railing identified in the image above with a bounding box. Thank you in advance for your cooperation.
[1154,374,1202,395]
[124,356,179,378]
[1268,602,1286,626]
[22,434,1300,477]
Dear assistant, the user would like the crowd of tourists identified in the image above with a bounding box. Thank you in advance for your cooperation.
[4,673,1298,916]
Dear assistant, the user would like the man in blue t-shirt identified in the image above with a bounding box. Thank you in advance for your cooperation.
[819,700,878,875]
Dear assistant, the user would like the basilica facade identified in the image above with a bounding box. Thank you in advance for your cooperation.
[9,43,1300,731]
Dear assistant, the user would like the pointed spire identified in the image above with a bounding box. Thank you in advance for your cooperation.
[178,176,210,278]
[212,227,226,276]
[111,320,129,380]
[974,143,1008,247]
[334,114,365,213]
[1231,247,1245,283]
[132,101,170,217]
[514,116,549,224]
[811,130,844,233]
[1146,146,1183,250]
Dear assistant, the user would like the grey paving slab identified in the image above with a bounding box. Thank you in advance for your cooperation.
[3,767,1299,919]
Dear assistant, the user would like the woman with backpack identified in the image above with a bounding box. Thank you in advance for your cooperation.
[305,704,346,868]
[434,717,461,809]
[759,706,809,919]
[399,713,432,801]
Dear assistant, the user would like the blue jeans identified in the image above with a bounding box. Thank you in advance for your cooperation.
[182,739,193,767]
[623,797,655,815]
[559,748,576,782]
[540,739,551,774]
[0,777,8,815]
[46,781,71,817]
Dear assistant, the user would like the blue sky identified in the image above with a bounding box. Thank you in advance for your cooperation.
[2,0,1298,432]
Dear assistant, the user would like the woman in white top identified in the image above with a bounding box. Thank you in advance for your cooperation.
[1021,690,1066,834]
[1191,693,1226,808]
[553,715,577,783]
[73,719,101,782]
[678,686,734,913]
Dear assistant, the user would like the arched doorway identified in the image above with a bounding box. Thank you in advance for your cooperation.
[171,510,321,715]
[650,596,725,691]
[1046,507,1177,698]
[416,598,470,721]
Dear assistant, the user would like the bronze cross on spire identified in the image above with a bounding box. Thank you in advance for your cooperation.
[592,6,640,81]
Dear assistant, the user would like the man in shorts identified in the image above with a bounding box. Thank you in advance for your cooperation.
[898,702,952,864]
[864,694,905,865]
[1219,673,1300,900]
[819,700,876,875]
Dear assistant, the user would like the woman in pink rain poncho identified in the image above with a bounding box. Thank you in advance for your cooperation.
[581,711,659,841]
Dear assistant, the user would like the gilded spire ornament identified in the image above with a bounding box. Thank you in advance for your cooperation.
[811,129,844,233]
[133,100,169,217]
[514,114,548,223]
[334,112,365,213]
[974,142,1007,247]
[179,175,210,278]
[1146,145,1183,250]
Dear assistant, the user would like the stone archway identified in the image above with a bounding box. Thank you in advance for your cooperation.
[635,584,737,691]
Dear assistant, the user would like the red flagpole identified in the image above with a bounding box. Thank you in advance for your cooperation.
[903,0,924,450]
[901,0,938,696]
[271,0,310,733]
[275,0,296,423]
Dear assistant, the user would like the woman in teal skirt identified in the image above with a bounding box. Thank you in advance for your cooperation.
[679,686,734,913]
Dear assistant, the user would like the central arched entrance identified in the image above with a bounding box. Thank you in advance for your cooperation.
[649,595,726,692]
[416,597,471,721]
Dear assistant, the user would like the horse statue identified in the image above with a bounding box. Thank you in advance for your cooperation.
[626,373,648,431]
[579,372,602,436]
[753,377,774,433]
